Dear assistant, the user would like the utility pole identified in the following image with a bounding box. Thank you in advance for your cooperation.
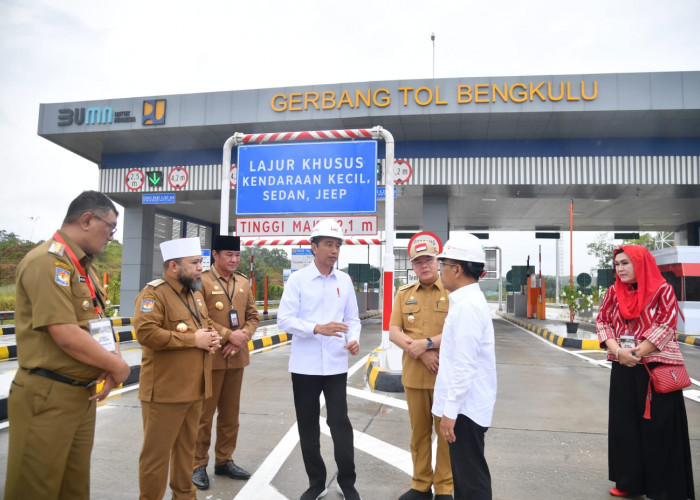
[431,32,436,79]
[28,216,40,242]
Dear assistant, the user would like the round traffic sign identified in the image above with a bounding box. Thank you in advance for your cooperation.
[393,159,412,184]
[407,231,443,255]
[577,272,592,287]
[168,167,189,190]
[125,168,145,191]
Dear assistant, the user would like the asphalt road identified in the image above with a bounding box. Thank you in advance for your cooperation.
[0,313,698,499]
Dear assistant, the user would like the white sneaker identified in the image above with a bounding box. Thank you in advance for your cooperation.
[336,482,362,500]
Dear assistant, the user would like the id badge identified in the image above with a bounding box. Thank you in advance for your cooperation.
[229,310,240,329]
[620,335,635,349]
[89,318,116,353]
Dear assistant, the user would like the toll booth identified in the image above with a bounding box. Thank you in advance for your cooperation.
[653,246,700,333]
[527,274,546,319]
[506,265,534,317]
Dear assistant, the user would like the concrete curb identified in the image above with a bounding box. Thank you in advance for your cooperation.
[677,333,700,347]
[365,349,404,393]
[496,311,700,348]
[495,310,603,350]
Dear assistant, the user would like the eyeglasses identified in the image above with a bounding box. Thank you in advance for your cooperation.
[91,213,117,236]
[411,258,435,268]
[438,262,459,272]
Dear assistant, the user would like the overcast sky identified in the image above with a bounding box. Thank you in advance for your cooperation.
[1,0,698,276]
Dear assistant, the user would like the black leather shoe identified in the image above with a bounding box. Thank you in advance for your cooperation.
[214,460,251,479]
[398,488,432,500]
[192,466,209,490]
[300,485,328,500]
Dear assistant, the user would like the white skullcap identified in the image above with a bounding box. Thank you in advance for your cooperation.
[160,237,201,261]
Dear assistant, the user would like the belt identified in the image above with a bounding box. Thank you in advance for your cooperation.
[28,368,96,387]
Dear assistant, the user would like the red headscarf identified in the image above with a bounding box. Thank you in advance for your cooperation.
[613,244,667,320]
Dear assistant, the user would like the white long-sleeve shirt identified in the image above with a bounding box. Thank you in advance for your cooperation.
[432,282,497,427]
[277,261,361,376]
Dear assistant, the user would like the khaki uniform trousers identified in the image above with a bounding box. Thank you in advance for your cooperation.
[405,386,453,495]
[5,368,96,500]
[194,367,244,468]
[139,399,202,500]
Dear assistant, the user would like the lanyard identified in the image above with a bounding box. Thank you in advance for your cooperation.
[53,232,102,316]
[165,281,203,328]
[212,268,236,308]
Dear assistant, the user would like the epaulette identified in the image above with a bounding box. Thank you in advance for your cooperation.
[399,281,418,291]
[147,278,165,288]
[234,270,248,279]
[47,241,65,257]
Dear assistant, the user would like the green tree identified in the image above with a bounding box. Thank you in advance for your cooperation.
[94,241,123,309]
[238,247,291,300]
[0,232,38,287]
[586,232,670,273]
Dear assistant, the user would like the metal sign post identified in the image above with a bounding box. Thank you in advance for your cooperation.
[221,127,396,356]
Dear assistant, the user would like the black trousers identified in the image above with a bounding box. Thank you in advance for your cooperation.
[608,362,695,499]
[448,414,492,500]
[292,372,356,490]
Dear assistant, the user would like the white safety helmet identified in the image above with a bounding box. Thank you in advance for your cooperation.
[437,233,485,263]
[309,219,344,242]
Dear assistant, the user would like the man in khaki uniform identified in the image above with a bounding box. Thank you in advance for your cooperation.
[192,235,259,489]
[135,237,222,500]
[389,241,453,500]
[5,190,131,500]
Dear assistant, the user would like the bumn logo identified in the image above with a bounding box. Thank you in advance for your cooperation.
[58,106,114,127]
[143,99,166,125]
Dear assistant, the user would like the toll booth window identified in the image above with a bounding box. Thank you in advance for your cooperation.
[395,248,409,273]
[685,277,700,302]
[661,271,682,300]
[185,222,212,251]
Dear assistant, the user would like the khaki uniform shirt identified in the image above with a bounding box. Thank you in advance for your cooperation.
[201,267,259,370]
[389,278,449,389]
[14,230,107,381]
[135,273,215,403]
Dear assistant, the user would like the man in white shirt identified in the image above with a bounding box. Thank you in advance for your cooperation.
[277,219,362,500]
[432,234,497,500]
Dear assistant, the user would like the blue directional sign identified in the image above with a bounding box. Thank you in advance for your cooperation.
[142,193,176,204]
[236,141,377,215]
[376,187,397,199]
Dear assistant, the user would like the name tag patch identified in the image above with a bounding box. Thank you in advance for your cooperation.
[55,268,70,286]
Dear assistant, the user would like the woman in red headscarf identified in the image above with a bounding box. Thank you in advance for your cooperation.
[597,245,695,499]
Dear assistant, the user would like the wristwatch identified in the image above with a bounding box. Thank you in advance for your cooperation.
[426,337,434,350]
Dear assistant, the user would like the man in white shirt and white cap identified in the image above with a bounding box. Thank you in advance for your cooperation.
[432,233,497,500]
[134,237,223,500]
[277,219,362,500]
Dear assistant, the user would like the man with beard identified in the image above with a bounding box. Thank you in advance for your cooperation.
[192,235,259,489]
[389,241,452,500]
[134,237,223,500]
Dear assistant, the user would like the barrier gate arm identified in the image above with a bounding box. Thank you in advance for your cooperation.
[220,127,396,350]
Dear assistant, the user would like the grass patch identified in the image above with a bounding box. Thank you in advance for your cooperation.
[0,284,15,313]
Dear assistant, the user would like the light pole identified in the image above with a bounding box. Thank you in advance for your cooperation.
[28,216,39,242]
[431,32,435,79]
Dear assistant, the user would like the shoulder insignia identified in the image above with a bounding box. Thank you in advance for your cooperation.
[147,278,165,287]
[55,267,70,286]
[48,241,65,257]
[234,271,248,279]
[399,281,418,291]
[140,297,155,312]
